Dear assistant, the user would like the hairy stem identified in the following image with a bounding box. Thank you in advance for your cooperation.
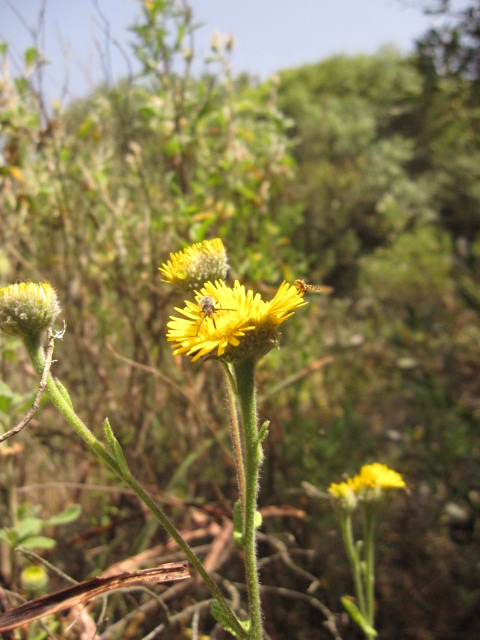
[234,357,263,640]
[24,333,246,639]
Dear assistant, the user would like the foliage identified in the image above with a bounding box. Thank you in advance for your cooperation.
[1,1,480,637]
[0,503,81,552]
[277,48,431,292]
[416,0,480,94]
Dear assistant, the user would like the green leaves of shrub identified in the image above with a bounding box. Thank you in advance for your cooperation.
[0,504,81,552]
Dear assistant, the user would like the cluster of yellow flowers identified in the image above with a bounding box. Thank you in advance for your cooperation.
[159,238,229,292]
[0,239,306,364]
[160,238,307,363]
[328,463,406,511]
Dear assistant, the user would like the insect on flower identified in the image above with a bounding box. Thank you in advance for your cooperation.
[294,279,333,295]
[196,295,235,336]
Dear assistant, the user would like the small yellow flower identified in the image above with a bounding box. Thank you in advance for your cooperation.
[328,463,405,508]
[356,463,406,491]
[159,238,229,292]
[0,282,61,339]
[167,280,307,363]
[328,479,358,511]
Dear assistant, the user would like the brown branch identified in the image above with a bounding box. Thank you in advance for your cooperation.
[258,584,342,640]
[0,329,55,444]
[260,356,334,400]
[99,596,211,640]
[0,562,190,633]
[105,339,190,400]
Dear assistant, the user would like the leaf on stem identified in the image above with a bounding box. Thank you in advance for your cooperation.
[103,418,132,477]
[211,601,249,639]
[233,500,244,548]
[341,596,378,638]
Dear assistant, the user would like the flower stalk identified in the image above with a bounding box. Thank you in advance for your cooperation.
[23,332,246,639]
[362,504,376,631]
[328,463,406,640]
[1,262,308,640]
[222,362,246,517]
[339,512,367,616]
[233,357,263,640]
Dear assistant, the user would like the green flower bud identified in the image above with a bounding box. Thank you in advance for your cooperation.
[0,282,61,339]
[159,238,229,292]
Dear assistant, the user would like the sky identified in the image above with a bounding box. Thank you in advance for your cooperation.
[0,0,437,105]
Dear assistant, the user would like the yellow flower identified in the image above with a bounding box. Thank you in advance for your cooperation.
[356,463,406,491]
[159,238,229,292]
[0,282,61,339]
[167,280,307,363]
[328,479,358,511]
[328,463,405,509]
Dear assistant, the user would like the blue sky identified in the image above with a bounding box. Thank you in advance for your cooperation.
[0,0,435,105]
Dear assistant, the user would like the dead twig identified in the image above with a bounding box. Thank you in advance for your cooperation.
[0,328,55,444]
[0,562,190,634]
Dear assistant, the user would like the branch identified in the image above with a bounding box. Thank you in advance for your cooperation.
[0,329,55,443]
[0,562,190,633]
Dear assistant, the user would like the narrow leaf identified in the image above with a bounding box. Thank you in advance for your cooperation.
[45,504,82,526]
[20,536,56,550]
[210,600,248,638]
[341,596,378,637]
[233,500,244,548]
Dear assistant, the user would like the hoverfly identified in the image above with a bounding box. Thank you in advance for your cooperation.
[196,295,235,336]
[294,279,333,295]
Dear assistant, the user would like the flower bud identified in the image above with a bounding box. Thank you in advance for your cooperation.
[159,238,229,292]
[0,282,61,339]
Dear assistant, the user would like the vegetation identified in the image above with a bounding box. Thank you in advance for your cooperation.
[0,0,479,637]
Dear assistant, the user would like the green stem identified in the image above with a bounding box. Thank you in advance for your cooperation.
[233,357,263,640]
[340,512,367,616]
[24,333,246,639]
[222,362,246,517]
[362,504,376,634]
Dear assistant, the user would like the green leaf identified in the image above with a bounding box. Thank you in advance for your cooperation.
[0,381,32,415]
[53,380,74,410]
[210,600,248,638]
[174,23,186,51]
[14,77,28,94]
[18,502,41,519]
[112,437,131,477]
[103,419,131,476]
[103,418,116,452]
[25,47,38,67]
[76,115,95,138]
[138,105,158,119]
[59,148,71,163]
[17,517,43,541]
[341,596,378,637]
[257,420,270,444]
[45,504,82,526]
[233,500,244,548]
[254,510,263,530]
[0,380,15,413]
[190,215,217,243]
[20,536,57,550]
[0,529,16,545]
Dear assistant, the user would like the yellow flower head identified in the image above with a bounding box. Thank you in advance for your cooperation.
[356,463,406,492]
[328,463,405,509]
[328,479,358,512]
[0,282,61,339]
[159,238,229,292]
[167,280,307,363]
